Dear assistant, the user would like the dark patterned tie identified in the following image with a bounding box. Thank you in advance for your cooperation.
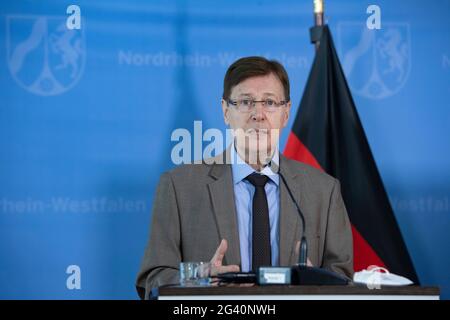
[246,173,271,271]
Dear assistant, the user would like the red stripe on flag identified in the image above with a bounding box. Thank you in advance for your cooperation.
[284,131,386,272]
[351,225,386,271]
[284,132,322,170]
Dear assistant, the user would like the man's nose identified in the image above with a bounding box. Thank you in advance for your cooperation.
[250,103,266,121]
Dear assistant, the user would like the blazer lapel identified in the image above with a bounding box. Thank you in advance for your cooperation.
[279,154,311,266]
[207,149,241,267]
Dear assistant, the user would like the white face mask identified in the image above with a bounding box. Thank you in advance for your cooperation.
[353,266,414,288]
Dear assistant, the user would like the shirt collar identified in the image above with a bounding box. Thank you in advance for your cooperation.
[230,140,280,186]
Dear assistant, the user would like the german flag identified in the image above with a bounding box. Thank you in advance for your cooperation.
[284,25,419,283]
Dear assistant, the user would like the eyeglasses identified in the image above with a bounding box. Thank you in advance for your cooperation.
[227,98,289,112]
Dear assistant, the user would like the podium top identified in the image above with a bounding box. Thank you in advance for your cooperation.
[156,285,440,300]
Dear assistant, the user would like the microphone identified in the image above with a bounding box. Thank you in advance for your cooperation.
[277,171,308,267]
[270,160,349,285]
[268,160,307,266]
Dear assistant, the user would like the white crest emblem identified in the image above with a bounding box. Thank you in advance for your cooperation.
[337,22,411,100]
[6,15,85,96]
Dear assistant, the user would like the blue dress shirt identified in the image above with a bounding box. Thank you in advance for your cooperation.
[230,144,280,272]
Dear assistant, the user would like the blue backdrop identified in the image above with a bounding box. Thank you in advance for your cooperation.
[0,0,449,299]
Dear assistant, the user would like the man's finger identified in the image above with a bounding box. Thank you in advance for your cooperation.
[219,264,240,273]
[210,239,227,265]
[211,264,240,276]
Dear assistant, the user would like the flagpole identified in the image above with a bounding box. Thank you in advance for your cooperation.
[313,0,324,50]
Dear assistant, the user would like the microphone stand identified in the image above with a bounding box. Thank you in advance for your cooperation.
[275,162,349,285]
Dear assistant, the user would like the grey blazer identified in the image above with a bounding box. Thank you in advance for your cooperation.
[136,151,353,299]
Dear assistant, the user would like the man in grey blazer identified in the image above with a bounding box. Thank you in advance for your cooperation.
[136,56,353,299]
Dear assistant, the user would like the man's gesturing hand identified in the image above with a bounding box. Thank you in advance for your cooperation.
[210,239,240,276]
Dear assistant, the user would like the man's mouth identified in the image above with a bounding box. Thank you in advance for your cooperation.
[245,128,270,135]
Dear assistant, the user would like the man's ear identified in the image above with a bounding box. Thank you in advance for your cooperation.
[282,101,292,128]
[222,99,230,125]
